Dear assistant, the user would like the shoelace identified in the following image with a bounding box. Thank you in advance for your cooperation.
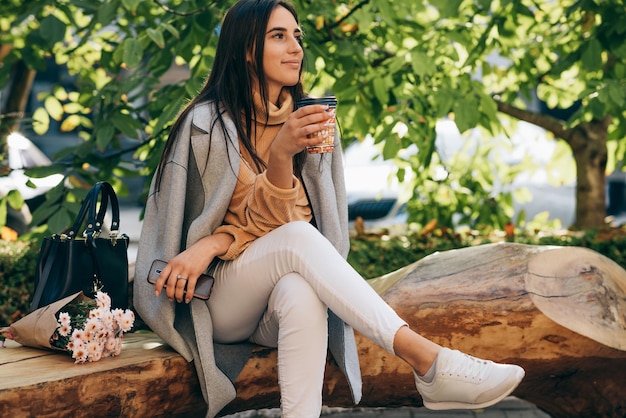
[441,351,491,382]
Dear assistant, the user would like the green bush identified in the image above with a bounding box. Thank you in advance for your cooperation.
[347,226,626,279]
[0,240,38,326]
[347,228,466,279]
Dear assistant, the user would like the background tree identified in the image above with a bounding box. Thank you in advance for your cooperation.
[1,0,624,235]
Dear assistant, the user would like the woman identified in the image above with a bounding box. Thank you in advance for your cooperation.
[133,1,525,417]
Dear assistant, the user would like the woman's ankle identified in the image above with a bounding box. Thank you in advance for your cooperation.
[393,325,441,375]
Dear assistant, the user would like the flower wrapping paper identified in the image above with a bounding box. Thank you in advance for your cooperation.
[1,292,84,351]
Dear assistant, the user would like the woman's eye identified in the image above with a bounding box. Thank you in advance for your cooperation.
[272,33,284,39]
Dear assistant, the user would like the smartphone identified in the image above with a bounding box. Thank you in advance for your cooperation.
[147,259,214,300]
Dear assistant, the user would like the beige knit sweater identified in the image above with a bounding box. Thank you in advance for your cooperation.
[215,92,312,260]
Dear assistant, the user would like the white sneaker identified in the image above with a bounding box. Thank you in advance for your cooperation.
[414,347,525,410]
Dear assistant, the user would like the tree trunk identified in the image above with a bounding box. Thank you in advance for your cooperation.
[569,120,610,229]
[224,243,626,418]
[496,101,611,229]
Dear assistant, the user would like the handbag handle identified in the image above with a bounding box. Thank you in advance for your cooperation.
[84,182,121,240]
[64,182,121,245]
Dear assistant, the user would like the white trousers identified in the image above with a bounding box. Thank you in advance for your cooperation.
[208,221,407,417]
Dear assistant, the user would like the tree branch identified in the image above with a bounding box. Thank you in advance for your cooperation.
[494,99,571,142]
[326,0,370,30]
[152,0,216,16]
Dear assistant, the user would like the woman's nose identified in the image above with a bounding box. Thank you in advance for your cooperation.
[289,37,303,53]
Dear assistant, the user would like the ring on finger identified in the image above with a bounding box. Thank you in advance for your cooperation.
[176,274,187,281]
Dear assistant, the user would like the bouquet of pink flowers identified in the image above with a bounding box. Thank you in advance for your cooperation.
[1,291,134,363]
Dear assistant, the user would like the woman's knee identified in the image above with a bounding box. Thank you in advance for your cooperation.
[269,222,331,258]
[274,221,321,243]
[269,273,328,325]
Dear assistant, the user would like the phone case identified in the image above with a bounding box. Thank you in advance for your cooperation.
[147,259,214,300]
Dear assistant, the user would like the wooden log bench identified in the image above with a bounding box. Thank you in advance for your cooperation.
[2,243,626,418]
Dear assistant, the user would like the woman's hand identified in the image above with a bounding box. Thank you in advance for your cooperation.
[267,104,334,188]
[153,233,233,303]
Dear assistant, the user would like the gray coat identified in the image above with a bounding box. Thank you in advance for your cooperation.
[133,101,362,417]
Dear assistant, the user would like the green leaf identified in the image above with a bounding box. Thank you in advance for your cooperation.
[121,0,140,14]
[24,164,66,178]
[47,208,73,233]
[32,107,50,135]
[382,134,401,160]
[479,93,498,120]
[39,14,66,47]
[96,123,116,149]
[436,90,455,117]
[453,99,478,133]
[608,83,625,107]
[122,38,143,68]
[96,2,118,26]
[433,0,463,18]
[110,112,142,138]
[589,98,606,119]
[581,38,603,71]
[372,76,389,106]
[0,199,6,229]
[147,28,165,49]
[412,52,436,77]
[160,22,180,39]
[44,96,64,121]
[6,189,25,210]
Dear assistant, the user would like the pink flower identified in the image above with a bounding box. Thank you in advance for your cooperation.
[58,312,71,327]
[101,311,114,328]
[71,328,86,341]
[87,340,101,357]
[72,347,87,363]
[84,318,100,334]
[89,307,105,319]
[89,350,102,362]
[53,292,132,364]
[95,291,111,309]
[105,337,117,352]
[58,324,72,337]
[119,314,134,332]
[112,308,124,322]
[72,338,85,351]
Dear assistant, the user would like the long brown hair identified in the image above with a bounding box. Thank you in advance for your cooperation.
[155,0,306,190]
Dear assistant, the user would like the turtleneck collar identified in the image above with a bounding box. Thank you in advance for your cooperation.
[251,90,293,126]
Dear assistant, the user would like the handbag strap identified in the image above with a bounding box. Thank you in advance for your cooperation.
[64,183,101,240]
[84,181,121,247]
[63,181,120,245]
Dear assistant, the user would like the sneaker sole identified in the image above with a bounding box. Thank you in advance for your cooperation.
[422,368,525,411]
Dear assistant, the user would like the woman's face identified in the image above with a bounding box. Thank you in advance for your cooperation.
[261,6,303,102]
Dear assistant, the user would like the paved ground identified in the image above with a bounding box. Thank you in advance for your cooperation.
[224,397,551,417]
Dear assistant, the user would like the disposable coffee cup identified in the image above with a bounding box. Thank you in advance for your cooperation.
[296,96,337,154]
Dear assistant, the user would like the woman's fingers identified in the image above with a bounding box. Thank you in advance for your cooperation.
[156,263,198,304]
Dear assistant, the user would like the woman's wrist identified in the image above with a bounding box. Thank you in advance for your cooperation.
[203,232,234,257]
[267,151,295,188]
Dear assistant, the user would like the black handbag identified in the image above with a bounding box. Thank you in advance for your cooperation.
[30,181,130,311]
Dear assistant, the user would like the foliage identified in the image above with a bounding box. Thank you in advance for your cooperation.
[0,0,625,236]
[347,228,465,279]
[0,239,37,325]
[348,224,626,279]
